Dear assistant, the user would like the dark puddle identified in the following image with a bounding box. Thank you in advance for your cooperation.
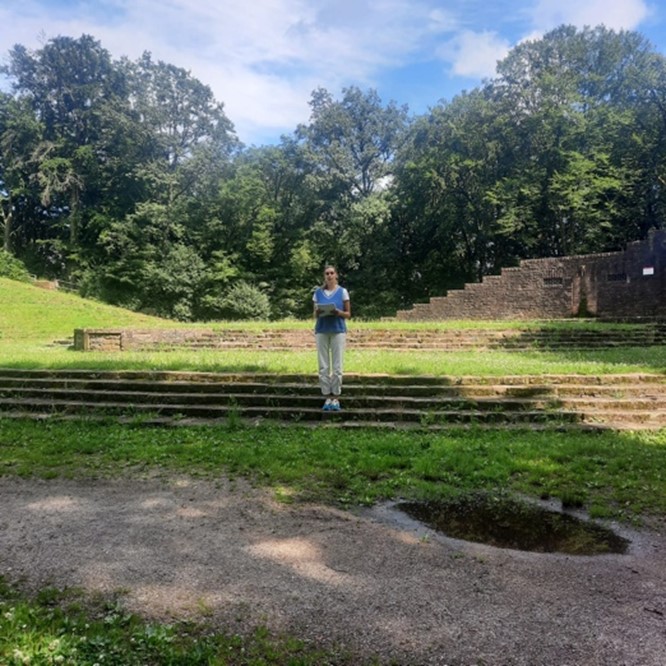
[396,493,630,555]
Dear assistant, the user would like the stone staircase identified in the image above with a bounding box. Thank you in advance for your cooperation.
[0,369,664,430]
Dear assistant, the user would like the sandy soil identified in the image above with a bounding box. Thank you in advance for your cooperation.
[1,473,665,665]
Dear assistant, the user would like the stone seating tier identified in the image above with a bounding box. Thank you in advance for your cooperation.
[72,324,666,352]
[1,368,664,431]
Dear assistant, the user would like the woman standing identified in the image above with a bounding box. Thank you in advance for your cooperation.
[313,265,351,411]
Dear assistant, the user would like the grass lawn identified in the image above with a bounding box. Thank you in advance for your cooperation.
[4,342,666,375]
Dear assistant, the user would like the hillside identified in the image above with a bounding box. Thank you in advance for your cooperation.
[0,278,174,342]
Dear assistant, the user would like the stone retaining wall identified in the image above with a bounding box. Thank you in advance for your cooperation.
[74,327,531,352]
[73,328,245,352]
[73,325,666,352]
[395,229,666,321]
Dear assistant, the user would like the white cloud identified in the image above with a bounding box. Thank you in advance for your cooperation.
[529,0,652,31]
[0,0,659,143]
[0,0,450,143]
[121,0,463,139]
[426,7,461,34]
[437,30,511,79]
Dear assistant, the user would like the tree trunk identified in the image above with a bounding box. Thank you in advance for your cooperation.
[1,198,12,253]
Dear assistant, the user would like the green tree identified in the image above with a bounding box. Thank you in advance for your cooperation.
[0,94,44,256]
[490,25,665,255]
[298,86,408,198]
[1,35,130,275]
[202,140,322,319]
[0,249,31,281]
[217,280,271,321]
[76,51,238,317]
[392,89,511,302]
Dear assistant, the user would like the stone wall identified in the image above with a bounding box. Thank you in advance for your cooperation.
[73,328,271,352]
[395,229,666,321]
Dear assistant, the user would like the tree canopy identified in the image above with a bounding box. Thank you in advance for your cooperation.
[1,27,665,319]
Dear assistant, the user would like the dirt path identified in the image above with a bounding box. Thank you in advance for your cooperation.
[1,474,665,665]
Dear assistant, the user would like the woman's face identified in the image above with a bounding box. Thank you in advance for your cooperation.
[324,267,337,286]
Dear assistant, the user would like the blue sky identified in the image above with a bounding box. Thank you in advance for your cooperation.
[1,0,664,146]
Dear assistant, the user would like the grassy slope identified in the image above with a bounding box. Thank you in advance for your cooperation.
[0,277,178,341]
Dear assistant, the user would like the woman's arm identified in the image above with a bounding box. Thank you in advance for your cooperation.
[335,300,351,319]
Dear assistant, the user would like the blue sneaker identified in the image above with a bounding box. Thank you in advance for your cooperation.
[330,399,341,411]
[322,398,333,411]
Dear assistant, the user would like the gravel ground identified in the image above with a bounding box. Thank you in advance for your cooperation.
[1,474,665,665]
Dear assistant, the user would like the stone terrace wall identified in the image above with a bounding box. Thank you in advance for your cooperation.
[73,325,666,352]
[72,328,302,352]
[395,229,666,321]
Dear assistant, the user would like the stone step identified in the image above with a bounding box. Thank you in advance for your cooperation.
[0,397,580,425]
[1,368,664,387]
[0,369,663,429]
[2,383,666,410]
[0,411,599,432]
[1,375,665,400]
[0,386,572,411]
[163,333,666,344]
[578,409,666,426]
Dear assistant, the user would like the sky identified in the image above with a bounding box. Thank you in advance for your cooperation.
[0,0,665,146]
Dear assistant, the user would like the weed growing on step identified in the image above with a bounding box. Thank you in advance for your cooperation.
[225,398,242,429]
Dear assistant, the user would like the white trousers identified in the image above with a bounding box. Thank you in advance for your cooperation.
[316,332,346,396]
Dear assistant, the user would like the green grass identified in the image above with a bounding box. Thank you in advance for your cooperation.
[3,343,666,376]
[0,578,360,665]
[0,278,177,341]
[0,275,646,338]
[1,418,664,521]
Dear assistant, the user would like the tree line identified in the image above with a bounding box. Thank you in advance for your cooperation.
[1,25,665,320]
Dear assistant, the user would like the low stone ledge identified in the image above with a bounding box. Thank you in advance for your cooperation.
[72,326,666,353]
[74,328,246,351]
[74,329,124,351]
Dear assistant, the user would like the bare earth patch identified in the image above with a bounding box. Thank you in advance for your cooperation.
[1,474,665,665]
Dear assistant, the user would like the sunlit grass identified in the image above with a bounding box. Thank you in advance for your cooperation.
[2,341,666,376]
[1,418,664,521]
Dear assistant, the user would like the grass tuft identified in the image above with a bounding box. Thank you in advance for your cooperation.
[0,578,355,665]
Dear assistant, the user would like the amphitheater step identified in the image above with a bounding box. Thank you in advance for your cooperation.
[0,369,664,430]
[0,397,580,426]
[0,387,576,412]
[72,324,666,352]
